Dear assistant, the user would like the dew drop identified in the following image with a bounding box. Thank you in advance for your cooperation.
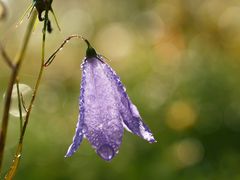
[82,124,88,134]
[97,144,114,161]
[3,84,32,117]
[16,154,21,158]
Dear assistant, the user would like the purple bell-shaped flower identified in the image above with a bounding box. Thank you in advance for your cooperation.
[65,40,156,161]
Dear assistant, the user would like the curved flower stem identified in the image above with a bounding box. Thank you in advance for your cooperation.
[0,11,37,173]
[44,35,86,67]
[4,10,48,180]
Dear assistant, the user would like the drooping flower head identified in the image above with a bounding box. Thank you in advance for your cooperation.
[32,0,60,33]
[65,40,156,161]
[34,0,53,20]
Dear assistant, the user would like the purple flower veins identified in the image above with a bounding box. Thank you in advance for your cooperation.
[65,41,156,161]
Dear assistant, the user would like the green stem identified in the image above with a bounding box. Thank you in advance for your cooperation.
[21,10,47,142]
[0,10,37,173]
[4,10,48,180]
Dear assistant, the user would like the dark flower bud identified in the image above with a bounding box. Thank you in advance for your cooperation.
[33,0,53,21]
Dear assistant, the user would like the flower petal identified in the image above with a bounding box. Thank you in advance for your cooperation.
[65,60,87,157]
[102,60,156,143]
[82,57,124,161]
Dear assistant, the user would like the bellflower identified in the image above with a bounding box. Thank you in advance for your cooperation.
[65,40,156,161]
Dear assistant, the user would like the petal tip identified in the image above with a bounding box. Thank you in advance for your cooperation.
[139,122,156,143]
[149,138,157,143]
[64,154,70,158]
[65,150,73,158]
[65,144,76,157]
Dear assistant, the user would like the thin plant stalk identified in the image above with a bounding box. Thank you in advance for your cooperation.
[2,79,24,179]
[21,9,48,142]
[4,10,49,179]
[16,79,23,133]
[0,10,37,173]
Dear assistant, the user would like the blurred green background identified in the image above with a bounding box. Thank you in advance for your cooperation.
[1,0,240,179]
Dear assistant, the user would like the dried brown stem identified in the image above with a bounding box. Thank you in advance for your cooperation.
[0,43,14,69]
[0,10,37,173]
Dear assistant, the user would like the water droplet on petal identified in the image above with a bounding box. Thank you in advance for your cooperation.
[130,104,140,117]
[82,124,88,134]
[3,84,32,117]
[97,144,114,161]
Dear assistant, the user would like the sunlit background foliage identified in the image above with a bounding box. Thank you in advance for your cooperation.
[1,0,240,179]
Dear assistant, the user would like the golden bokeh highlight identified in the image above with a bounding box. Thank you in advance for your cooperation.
[166,101,197,131]
[155,30,185,64]
[172,138,204,168]
[95,23,133,60]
